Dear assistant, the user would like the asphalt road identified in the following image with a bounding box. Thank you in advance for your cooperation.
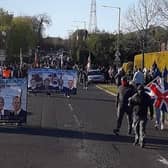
[0,84,167,168]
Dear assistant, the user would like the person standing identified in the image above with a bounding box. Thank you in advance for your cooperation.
[154,76,168,130]
[113,76,135,136]
[162,67,168,82]
[133,68,144,86]
[114,68,125,87]
[128,85,153,148]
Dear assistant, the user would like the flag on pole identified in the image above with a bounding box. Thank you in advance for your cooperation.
[60,54,63,69]
[76,31,79,41]
[86,52,91,71]
[34,51,38,67]
[20,48,23,70]
[145,76,168,112]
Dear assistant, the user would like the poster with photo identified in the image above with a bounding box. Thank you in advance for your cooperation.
[28,69,77,94]
[43,69,60,91]
[28,68,43,91]
[62,70,77,94]
[0,78,27,123]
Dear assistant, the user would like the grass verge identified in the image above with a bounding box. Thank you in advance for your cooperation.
[97,84,118,94]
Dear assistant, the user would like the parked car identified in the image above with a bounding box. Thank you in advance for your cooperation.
[87,69,105,83]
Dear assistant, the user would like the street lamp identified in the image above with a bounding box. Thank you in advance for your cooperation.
[102,5,121,67]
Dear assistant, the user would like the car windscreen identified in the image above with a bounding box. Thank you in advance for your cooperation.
[88,71,102,75]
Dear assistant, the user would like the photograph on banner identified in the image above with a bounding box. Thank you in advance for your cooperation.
[57,70,64,91]
[62,70,77,94]
[28,69,78,94]
[0,78,27,123]
[28,69,43,91]
[43,69,60,91]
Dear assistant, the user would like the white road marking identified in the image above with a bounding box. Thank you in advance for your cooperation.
[68,103,73,111]
[67,103,86,149]
[73,114,81,127]
[68,103,81,127]
[158,156,168,166]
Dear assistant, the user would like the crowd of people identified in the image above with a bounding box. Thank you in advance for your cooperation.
[111,62,168,148]
[0,60,167,142]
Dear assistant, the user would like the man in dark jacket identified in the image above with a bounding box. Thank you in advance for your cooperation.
[113,76,135,136]
[0,96,10,121]
[10,96,27,125]
[128,85,153,148]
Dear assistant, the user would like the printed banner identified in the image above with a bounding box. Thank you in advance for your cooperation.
[0,78,27,124]
[28,68,77,94]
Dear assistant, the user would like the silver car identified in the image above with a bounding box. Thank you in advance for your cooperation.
[87,69,105,83]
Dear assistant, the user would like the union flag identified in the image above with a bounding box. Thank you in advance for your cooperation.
[145,76,168,112]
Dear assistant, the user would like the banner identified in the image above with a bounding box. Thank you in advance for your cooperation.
[0,78,27,124]
[28,68,77,94]
[62,70,77,94]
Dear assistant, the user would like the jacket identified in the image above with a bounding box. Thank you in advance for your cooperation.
[128,91,153,119]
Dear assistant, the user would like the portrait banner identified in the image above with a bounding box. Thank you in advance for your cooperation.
[0,78,27,124]
[62,70,77,94]
[28,68,77,94]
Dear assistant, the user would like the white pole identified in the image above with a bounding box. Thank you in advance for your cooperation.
[20,48,23,70]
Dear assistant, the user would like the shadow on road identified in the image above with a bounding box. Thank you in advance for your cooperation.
[28,93,115,103]
[69,96,115,103]
[0,127,167,148]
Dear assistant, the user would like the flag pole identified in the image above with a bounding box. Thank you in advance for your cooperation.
[20,48,23,70]
[87,51,91,72]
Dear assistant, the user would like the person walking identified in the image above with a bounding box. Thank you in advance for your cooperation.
[114,68,125,87]
[128,85,153,148]
[113,76,135,136]
[83,69,88,90]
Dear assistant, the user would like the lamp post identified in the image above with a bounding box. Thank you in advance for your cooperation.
[102,5,121,67]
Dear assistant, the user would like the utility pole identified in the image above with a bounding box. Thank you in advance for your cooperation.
[89,0,97,33]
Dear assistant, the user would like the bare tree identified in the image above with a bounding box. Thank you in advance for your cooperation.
[157,0,168,23]
[126,0,159,36]
[33,13,51,46]
[125,0,159,68]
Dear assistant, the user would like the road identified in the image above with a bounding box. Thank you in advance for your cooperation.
[0,84,167,168]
